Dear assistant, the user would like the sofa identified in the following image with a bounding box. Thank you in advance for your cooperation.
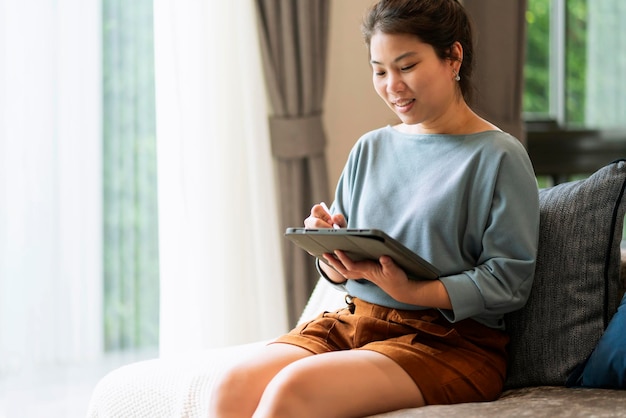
[87,160,626,417]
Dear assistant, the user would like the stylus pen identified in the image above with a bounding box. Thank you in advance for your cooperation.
[320,202,341,229]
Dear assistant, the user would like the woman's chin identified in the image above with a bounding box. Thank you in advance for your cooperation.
[397,115,421,126]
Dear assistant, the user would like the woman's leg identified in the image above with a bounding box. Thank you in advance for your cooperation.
[210,343,314,417]
[253,349,425,418]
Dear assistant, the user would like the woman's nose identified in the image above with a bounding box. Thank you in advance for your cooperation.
[386,72,405,93]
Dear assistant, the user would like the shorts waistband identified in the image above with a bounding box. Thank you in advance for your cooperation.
[347,295,439,323]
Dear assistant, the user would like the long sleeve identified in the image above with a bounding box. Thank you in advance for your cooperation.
[329,127,539,329]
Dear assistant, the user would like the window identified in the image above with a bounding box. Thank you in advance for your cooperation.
[0,0,159,408]
[524,0,626,129]
[524,0,626,237]
[103,0,159,352]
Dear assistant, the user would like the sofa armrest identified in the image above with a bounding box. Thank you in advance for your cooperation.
[87,341,269,417]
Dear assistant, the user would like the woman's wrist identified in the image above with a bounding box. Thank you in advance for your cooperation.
[316,257,347,286]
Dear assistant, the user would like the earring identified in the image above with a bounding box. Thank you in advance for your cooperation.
[453,69,461,82]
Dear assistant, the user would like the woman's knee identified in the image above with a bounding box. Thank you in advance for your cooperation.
[213,364,245,398]
[254,363,322,417]
[212,344,315,416]
[211,363,258,416]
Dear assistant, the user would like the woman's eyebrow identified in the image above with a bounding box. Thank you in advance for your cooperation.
[370,51,418,65]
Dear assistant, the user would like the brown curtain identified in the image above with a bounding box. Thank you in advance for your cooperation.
[255,0,331,325]
[464,0,528,144]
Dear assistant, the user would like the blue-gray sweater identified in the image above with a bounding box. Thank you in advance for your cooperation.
[328,126,539,330]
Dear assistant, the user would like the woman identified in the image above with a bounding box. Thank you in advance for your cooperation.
[212,0,539,416]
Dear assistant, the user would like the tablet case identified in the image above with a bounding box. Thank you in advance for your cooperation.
[285,228,440,281]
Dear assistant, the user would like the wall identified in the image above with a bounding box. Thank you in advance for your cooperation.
[322,0,398,195]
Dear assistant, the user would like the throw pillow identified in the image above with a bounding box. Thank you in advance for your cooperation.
[567,291,626,388]
[504,159,626,389]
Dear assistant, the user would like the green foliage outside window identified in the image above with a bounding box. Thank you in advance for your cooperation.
[523,0,587,126]
[564,0,587,125]
[103,0,159,351]
[523,0,550,116]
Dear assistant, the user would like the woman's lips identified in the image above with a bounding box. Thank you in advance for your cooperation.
[392,98,415,112]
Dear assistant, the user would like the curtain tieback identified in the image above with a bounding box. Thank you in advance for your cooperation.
[269,114,326,159]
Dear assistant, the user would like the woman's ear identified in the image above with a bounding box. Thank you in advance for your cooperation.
[449,41,463,66]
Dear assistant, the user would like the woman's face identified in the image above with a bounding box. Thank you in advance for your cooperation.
[369,31,459,128]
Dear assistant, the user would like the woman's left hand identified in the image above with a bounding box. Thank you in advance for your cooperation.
[323,250,452,309]
[323,250,414,303]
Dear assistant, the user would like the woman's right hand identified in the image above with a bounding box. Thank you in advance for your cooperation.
[303,203,349,285]
[304,203,346,229]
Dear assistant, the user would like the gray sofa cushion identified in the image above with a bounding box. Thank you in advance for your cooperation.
[370,386,626,417]
[504,160,626,389]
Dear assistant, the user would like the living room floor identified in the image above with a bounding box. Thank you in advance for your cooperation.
[0,349,157,418]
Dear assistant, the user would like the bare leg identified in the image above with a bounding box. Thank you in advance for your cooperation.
[253,349,425,418]
[210,343,314,417]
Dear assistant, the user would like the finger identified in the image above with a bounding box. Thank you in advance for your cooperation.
[380,255,397,272]
[334,250,366,276]
[333,214,347,228]
[313,204,330,218]
[304,210,335,228]
[322,253,348,276]
[313,204,335,226]
[379,255,394,268]
[304,216,333,229]
[317,205,333,226]
[380,255,405,279]
[333,250,352,267]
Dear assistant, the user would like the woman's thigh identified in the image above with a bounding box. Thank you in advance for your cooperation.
[255,348,424,418]
[212,343,314,416]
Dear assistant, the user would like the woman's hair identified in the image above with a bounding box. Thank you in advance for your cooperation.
[362,0,475,104]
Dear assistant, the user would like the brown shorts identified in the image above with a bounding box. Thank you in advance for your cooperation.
[273,297,509,406]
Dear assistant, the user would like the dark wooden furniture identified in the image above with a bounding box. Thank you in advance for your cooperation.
[526,122,626,184]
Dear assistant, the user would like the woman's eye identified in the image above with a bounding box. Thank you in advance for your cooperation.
[401,64,416,71]
[374,70,386,77]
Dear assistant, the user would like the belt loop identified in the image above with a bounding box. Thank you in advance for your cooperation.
[345,294,355,314]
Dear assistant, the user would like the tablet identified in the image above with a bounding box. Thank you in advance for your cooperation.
[285,228,440,281]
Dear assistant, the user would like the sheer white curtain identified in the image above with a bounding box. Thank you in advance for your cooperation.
[586,1,626,128]
[154,0,288,356]
[0,0,102,373]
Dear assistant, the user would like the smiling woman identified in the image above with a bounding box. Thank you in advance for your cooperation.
[210,1,539,416]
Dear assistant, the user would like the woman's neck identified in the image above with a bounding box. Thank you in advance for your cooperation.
[395,102,500,135]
